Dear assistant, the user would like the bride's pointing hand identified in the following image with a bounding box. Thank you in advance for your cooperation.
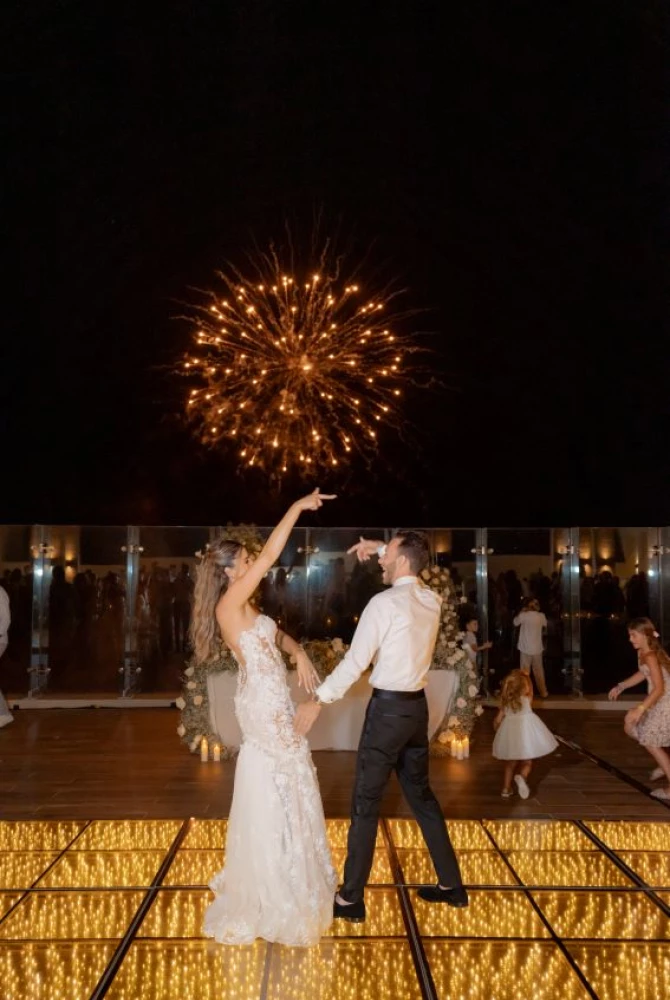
[293,488,337,513]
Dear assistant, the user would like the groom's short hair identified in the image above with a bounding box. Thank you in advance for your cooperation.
[394,530,431,574]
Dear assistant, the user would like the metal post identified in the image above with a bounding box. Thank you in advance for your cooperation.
[474,528,490,696]
[661,528,670,645]
[29,527,53,697]
[297,529,320,639]
[121,528,143,697]
[562,527,582,697]
[648,529,662,633]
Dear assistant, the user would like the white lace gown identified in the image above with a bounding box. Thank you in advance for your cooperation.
[203,614,336,946]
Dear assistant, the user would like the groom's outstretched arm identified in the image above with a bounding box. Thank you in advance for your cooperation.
[347,537,385,562]
[315,598,386,704]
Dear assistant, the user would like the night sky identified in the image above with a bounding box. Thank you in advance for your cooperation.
[3,1,666,528]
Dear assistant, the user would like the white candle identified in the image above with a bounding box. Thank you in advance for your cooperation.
[457,739,465,760]
[463,736,470,758]
[212,743,221,762]
[200,737,208,762]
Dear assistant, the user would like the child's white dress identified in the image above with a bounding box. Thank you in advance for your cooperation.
[492,696,558,760]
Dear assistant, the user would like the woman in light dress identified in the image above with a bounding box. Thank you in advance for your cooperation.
[609,617,670,800]
[191,490,337,946]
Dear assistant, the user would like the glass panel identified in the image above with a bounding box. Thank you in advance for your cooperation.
[44,526,128,693]
[578,527,654,694]
[0,525,33,696]
[486,528,568,696]
[658,526,670,645]
[255,527,306,639]
[302,528,388,642]
[136,527,212,693]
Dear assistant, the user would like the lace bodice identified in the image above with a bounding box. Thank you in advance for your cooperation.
[233,614,305,753]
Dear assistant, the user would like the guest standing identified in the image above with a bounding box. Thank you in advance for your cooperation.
[513,598,549,697]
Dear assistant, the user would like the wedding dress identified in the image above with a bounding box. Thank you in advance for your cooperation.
[203,614,336,946]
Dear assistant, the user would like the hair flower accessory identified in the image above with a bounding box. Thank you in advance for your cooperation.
[653,630,659,638]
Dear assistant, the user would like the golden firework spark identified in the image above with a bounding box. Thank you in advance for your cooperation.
[177,246,427,474]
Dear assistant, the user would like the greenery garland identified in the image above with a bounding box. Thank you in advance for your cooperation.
[419,565,484,754]
[177,538,482,758]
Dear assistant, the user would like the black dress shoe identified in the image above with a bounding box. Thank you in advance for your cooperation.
[333,896,366,922]
[417,885,469,907]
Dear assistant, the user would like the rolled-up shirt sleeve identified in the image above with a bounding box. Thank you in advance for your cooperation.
[316,597,387,703]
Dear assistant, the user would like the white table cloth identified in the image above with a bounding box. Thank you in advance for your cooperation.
[207,670,457,751]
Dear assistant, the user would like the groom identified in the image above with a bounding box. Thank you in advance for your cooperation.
[294,531,467,921]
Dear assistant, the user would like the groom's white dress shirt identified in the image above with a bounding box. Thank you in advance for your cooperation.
[315,576,441,704]
[0,585,10,658]
[0,585,10,638]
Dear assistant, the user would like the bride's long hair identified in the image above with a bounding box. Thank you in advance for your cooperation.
[190,539,243,663]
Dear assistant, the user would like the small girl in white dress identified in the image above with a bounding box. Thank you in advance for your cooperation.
[493,669,558,798]
[608,617,670,801]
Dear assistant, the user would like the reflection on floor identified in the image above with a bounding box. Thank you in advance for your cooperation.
[0,818,668,999]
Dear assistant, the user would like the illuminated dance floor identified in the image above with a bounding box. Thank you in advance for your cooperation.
[1,817,668,999]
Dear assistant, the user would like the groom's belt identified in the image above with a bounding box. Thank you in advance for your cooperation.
[372,688,425,701]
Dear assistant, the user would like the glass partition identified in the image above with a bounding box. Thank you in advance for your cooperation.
[42,527,128,693]
[254,527,306,640]
[428,529,476,605]
[301,528,389,642]
[0,525,34,695]
[660,527,670,643]
[486,528,568,696]
[135,527,213,693]
[3,523,670,699]
[578,527,656,693]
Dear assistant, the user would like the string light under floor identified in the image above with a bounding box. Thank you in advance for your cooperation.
[0,818,668,1000]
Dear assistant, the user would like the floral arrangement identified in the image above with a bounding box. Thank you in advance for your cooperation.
[177,637,349,759]
[419,565,484,754]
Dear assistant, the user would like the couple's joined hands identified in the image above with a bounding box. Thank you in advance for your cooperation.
[294,699,322,736]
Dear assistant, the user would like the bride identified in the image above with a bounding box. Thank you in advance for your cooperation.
[192,489,337,946]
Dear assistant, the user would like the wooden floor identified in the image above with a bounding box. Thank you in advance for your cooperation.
[1,707,668,821]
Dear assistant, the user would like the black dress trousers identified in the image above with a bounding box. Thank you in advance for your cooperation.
[341,690,463,903]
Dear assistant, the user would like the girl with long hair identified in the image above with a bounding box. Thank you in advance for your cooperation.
[196,489,338,946]
[609,617,670,800]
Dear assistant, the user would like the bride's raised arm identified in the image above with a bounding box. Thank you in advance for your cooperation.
[223,489,336,609]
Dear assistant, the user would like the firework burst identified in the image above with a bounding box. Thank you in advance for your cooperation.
[177,245,428,475]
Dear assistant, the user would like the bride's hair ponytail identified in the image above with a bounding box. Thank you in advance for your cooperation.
[190,539,243,663]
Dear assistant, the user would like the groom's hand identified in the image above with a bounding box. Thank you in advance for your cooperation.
[347,537,384,562]
[294,700,322,736]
